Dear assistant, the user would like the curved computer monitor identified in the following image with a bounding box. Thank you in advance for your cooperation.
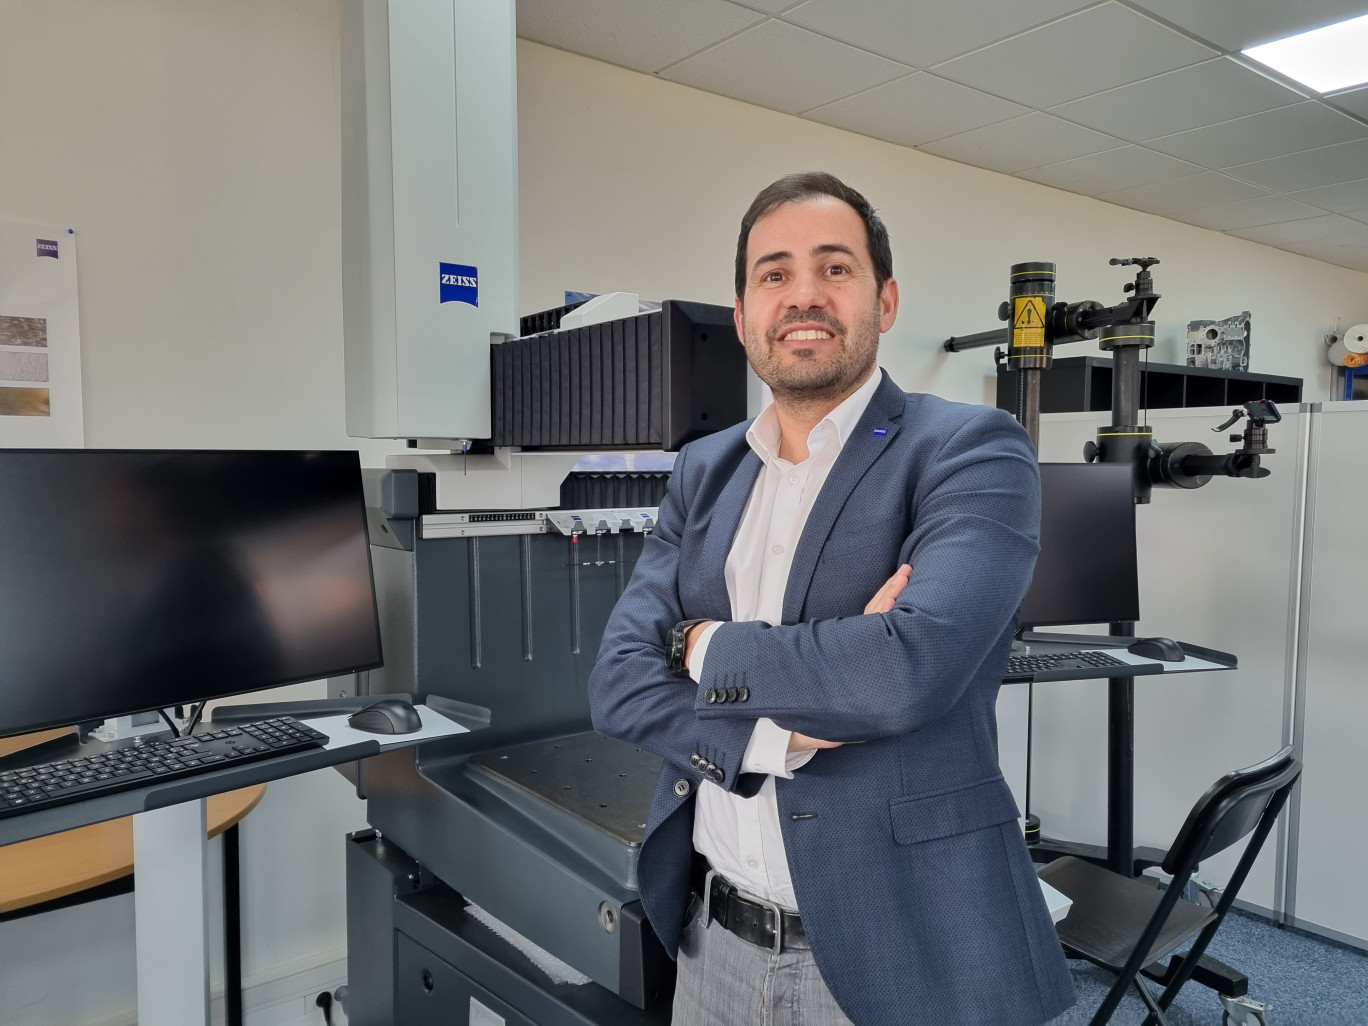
[0,449,382,738]
[1018,462,1140,629]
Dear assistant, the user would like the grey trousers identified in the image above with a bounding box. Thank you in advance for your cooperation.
[671,897,855,1026]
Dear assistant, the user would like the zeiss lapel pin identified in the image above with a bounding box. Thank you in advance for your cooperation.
[872,427,887,438]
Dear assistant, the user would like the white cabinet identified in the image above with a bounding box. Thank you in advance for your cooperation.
[1289,401,1368,946]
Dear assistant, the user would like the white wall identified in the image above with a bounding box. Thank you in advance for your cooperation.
[515,40,1368,406]
[0,3,375,1024]
[1,3,1367,1023]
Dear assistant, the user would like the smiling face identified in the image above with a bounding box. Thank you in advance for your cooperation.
[734,195,898,407]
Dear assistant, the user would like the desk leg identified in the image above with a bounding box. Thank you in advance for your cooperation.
[225,823,243,1026]
[133,799,210,1026]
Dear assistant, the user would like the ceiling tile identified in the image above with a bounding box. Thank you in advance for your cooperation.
[804,73,1027,146]
[918,112,1123,174]
[730,0,802,12]
[1050,59,1305,144]
[660,19,908,115]
[1128,0,1368,50]
[932,3,1216,109]
[1171,196,1329,231]
[783,0,1094,68]
[1287,178,1368,212]
[1327,84,1368,120]
[1016,146,1201,194]
[1228,214,1368,246]
[1146,102,1368,169]
[515,0,765,75]
[1226,139,1368,192]
[1279,229,1368,272]
[1098,173,1268,216]
[1345,207,1368,223]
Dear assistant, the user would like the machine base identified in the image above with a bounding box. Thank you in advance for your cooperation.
[347,831,673,1026]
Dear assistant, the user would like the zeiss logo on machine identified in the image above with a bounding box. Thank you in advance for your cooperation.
[36,239,59,259]
[439,263,478,307]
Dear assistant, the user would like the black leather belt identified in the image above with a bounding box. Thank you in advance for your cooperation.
[692,862,809,953]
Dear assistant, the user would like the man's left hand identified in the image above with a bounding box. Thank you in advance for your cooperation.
[863,563,912,615]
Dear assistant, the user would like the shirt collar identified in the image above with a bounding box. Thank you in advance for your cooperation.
[746,366,883,464]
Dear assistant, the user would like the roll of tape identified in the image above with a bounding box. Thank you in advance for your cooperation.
[1328,324,1368,365]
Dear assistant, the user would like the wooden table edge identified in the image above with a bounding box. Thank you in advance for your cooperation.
[0,783,267,913]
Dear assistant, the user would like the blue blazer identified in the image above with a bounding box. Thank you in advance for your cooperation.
[588,371,1075,1025]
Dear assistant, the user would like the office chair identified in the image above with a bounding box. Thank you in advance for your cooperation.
[1038,745,1302,1026]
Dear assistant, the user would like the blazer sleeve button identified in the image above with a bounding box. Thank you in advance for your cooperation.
[705,688,718,703]
[725,687,738,702]
[709,767,724,783]
[688,753,702,768]
[739,687,749,701]
[673,779,691,797]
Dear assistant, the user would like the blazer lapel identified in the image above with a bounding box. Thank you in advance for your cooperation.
[782,372,906,623]
[699,449,761,617]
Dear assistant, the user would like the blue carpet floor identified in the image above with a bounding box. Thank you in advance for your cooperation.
[1046,909,1368,1025]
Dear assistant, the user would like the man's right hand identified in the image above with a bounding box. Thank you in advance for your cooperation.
[789,732,846,752]
[787,564,914,752]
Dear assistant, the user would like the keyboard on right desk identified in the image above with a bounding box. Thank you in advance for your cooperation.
[1004,649,1128,680]
[0,717,328,819]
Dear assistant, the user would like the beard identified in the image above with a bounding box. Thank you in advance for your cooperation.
[742,300,881,405]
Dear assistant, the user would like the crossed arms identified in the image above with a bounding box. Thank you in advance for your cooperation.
[587,407,1040,794]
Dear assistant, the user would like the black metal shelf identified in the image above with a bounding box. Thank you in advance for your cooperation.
[996,356,1302,415]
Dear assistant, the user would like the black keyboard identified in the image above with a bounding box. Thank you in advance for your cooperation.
[1004,650,1128,678]
[0,717,328,819]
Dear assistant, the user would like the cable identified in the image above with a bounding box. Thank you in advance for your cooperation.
[184,701,207,736]
[315,990,334,1024]
[157,708,182,738]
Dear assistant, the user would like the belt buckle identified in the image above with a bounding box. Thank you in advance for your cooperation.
[746,891,785,956]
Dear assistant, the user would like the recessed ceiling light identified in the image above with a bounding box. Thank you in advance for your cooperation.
[1243,13,1368,94]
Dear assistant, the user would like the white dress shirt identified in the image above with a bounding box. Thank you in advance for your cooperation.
[687,367,882,910]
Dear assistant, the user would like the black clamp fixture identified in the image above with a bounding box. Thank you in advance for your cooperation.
[945,257,1282,884]
[945,257,1279,503]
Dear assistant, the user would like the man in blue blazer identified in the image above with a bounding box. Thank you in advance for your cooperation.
[589,172,1074,1025]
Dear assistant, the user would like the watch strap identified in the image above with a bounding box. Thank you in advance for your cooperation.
[669,618,711,675]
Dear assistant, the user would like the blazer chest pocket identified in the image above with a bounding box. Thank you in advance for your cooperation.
[889,777,1020,846]
[818,515,908,564]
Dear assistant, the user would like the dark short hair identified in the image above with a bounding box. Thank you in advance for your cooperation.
[734,171,893,299]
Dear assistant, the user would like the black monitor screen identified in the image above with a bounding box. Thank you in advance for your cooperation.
[1018,462,1139,629]
[0,449,382,738]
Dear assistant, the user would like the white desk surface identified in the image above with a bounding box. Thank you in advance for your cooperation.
[306,704,470,749]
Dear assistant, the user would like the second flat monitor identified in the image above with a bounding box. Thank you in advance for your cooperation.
[1019,462,1139,630]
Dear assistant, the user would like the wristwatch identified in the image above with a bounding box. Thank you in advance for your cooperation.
[667,618,711,676]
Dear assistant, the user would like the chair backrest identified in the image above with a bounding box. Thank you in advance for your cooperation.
[1162,745,1302,878]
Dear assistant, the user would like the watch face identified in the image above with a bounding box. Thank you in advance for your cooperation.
[670,626,685,670]
[669,622,690,673]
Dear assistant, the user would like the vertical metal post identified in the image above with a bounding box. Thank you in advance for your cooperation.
[1007,264,1055,451]
[1106,645,1137,877]
[1007,263,1053,838]
[1019,368,1042,450]
[1095,323,1154,877]
[134,799,210,1026]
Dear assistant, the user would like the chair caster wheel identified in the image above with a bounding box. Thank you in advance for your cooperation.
[1221,994,1272,1026]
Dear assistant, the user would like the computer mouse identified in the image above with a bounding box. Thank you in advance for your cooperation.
[347,698,423,735]
[1127,637,1184,662]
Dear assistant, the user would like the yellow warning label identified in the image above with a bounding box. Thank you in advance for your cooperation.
[1012,296,1047,349]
